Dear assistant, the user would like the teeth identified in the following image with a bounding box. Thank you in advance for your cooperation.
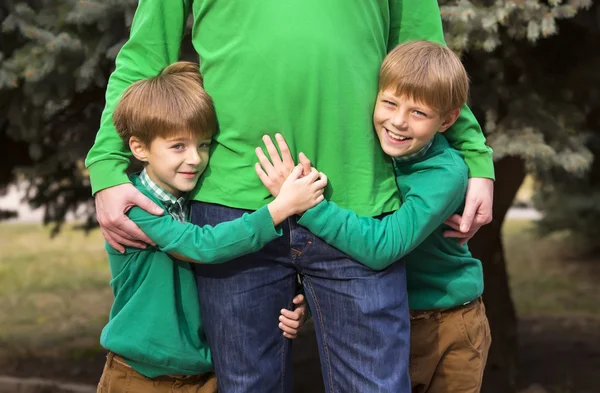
[387,129,410,141]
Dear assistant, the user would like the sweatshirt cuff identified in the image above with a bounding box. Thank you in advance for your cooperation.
[463,152,495,180]
[297,201,328,231]
[88,160,131,195]
[251,205,284,238]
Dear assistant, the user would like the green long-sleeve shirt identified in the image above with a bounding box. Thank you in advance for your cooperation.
[298,134,483,310]
[85,0,494,217]
[101,175,281,377]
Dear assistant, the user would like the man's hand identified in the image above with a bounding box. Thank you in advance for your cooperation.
[278,294,308,339]
[255,134,296,197]
[443,177,494,245]
[95,183,164,252]
[298,152,312,177]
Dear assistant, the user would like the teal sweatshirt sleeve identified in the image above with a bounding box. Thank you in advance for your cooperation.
[126,205,281,263]
[388,0,495,179]
[297,161,467,270]
[84,0,191,194]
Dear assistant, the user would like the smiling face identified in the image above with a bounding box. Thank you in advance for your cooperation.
[373,89,460,158]
[130,133,212,197]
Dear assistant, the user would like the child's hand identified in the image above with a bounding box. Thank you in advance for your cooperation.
[255,134,296,197]
[279,294,308,339]
[268,165,327,225]
[279,166,327,214]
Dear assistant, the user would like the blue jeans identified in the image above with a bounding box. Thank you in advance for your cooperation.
[191,202,410,393]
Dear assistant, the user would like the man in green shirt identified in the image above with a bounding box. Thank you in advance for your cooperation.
[86,1,495,392]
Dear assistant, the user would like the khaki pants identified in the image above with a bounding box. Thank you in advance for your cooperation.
[409,298,491,393]
[97,352,218,393]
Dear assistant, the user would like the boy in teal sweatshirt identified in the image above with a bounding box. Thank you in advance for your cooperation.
[97,61,326,393]
[257,41,491,393]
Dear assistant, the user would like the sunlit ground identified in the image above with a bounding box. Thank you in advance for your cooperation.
[0,224,110,361]
[0,220,599,391]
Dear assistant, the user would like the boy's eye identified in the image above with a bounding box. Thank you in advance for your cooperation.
[383,100,396,106]
[171,144,185,150]
[199,142,212,148]
[413,110,428,117]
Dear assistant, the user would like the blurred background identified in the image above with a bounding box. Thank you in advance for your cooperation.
[1,1,599,392]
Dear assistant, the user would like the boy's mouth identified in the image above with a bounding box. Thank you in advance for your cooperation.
[385,128,412,142]
[179,171,199,178]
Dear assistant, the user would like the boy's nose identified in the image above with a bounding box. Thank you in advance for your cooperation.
[186,149,201,166]
[391,112,408,129]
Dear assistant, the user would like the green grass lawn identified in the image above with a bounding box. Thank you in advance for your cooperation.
[0,224,111,360]
[0,219,598,365]
[503,220,600,317]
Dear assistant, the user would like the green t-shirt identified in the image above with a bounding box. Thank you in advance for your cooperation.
[298,134,483,309]
[85,0,494,217]
[101,175,281,377]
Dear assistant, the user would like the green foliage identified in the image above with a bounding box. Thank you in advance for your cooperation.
[440,0,597,177]
[439,1,600,250]
[0,0,139,229]
[534,135,600,253]
[441,0,593,52]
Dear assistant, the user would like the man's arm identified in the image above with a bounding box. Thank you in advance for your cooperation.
[85,0,191,251]
[297,165,467,270]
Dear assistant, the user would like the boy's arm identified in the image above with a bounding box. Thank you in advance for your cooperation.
[127,206,281,264]
[389,0,494,179]
[85,0,192,193]
[298,165,467,270]
[124,164,326,263]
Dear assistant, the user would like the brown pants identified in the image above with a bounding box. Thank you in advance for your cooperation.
[97,352,218,393]
[409,298,491,393]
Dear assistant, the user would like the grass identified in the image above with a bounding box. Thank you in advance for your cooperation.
[503,220,600,318]
[0,219,599,364]
[0,223,111,359]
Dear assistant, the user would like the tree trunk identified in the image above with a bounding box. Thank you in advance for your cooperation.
[470,156,526,393]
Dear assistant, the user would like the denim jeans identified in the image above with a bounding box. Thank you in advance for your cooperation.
[191,202,410,393]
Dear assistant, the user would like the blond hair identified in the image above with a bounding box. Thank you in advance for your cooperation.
[379,41,469,114]
[114,61,216,145]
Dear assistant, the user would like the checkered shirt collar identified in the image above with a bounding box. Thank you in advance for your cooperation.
[392,139,433,164]
[139,169,189,222]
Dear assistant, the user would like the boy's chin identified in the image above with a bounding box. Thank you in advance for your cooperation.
[381,145,408,158]
[175,186,195,193]
[168,182,197,195]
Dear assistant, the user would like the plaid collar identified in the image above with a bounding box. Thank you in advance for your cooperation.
[139,169,189,222]
[392,139,433,164]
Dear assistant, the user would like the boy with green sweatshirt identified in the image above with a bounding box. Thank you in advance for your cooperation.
[97,62,325,393]
[257,41,491,393]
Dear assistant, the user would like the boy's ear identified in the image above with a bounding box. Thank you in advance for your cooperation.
[438,108,461,133]
[129,137,149,162]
